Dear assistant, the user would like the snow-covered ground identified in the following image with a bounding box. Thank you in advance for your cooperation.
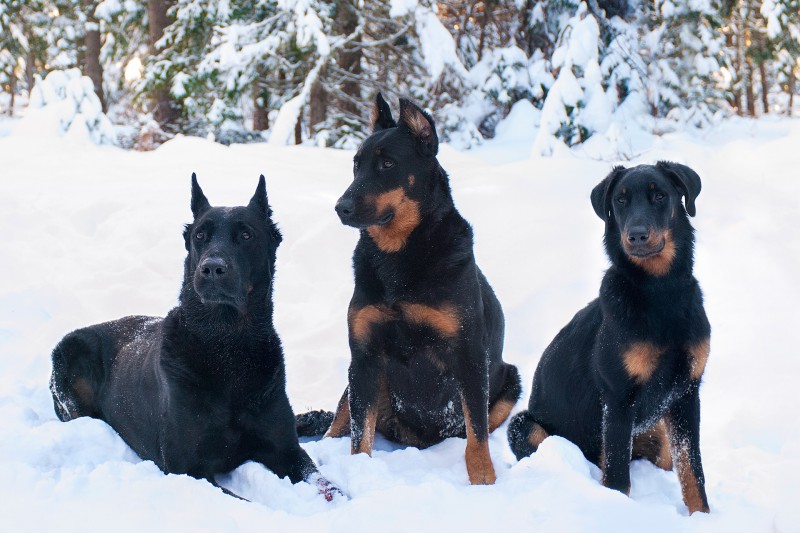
[1,116,798,532]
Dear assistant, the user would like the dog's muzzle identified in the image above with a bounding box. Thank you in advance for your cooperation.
[193,256,246,309]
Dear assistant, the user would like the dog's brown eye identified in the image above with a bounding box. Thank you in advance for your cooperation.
[195,231,205,240]
[616,196,625,204]
[382,159,394,169]
[654,192,665,201]
[241,231,251,240]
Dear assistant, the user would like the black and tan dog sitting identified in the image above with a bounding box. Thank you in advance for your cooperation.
[303,94,521,485]
[508,162,711,513]
[50,175,340,500]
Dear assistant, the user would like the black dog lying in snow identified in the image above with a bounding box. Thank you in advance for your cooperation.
[299,94,521,485]
[508,162,710,513]
[50,175,340,500]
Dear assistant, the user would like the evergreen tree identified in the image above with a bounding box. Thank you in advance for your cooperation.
[761,0,800,114]
[0,0,29,114]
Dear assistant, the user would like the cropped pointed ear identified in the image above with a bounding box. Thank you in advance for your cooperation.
[656,161,701,217]
[248,174,272,217]
[398,98,438,157]
[591,166,627,220]
[191,172,211,218]
[371,92,396,132]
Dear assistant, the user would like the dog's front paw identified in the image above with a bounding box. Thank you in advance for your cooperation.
[308,472,346,502]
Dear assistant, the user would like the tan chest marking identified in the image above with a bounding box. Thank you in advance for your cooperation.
[688,338,710,380]
[399,302,460,337]
[348,304,395,345]
[622,342,664,384]
[366,187,421,253]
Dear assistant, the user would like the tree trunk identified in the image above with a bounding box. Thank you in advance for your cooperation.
[745,59,756,117]
[147,0,179,128]
[788,70,795,117]
[253,80,269,131]
[758,60,768,114]
[25,48,35,93]
[294,115,302,145]
[517,0,534,56]
[334,0,362,119]
[454,1,475,61]
[8,72,16,117]
[309,76,327,131]
[83,0,106,111]
[478,1,493,62]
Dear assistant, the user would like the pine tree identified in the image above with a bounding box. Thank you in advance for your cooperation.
[761,0,800,114]
[637,0,727,126]
[0,0,29,115]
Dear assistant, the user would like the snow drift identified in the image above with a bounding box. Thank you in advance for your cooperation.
[0,116,798,532]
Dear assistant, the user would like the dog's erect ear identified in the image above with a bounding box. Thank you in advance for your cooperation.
[591,166,627,221]
[371,92,396,132]
[657,161,701,217]
[248,174,272,217]
[398,98,438,157]
[191,173,211,218]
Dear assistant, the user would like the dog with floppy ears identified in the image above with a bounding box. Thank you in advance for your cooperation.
[508,162,711,512]
[49,175,340,500]
[312,94,521,485]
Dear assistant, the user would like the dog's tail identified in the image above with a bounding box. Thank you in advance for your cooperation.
[295,410,335,437]
[507,410,549,460]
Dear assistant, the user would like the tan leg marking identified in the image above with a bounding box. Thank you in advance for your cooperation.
[488,399,515,433]
[665,417,710,514]
[633,419,673,470]
[366,188,421,253]
[399,302,460,337]
[348,304,395,345]
[688,338,710,380]
[73,378,94,408]
[324,390,351,438]
[353,408,378,456]
[527,423,549,449]
[461,399,496,485]
[624,230,677,277]
[622,342,664,384]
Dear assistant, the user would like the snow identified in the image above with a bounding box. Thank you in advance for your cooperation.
[413,6,469,80]
[1,115,799,531]
[18,69,116,146]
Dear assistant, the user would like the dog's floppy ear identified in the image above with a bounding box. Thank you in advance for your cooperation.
[398,98,438,157]
[371,92,396,132]
[657,161,701,217]
[591,166,626,221]
[248,174,273,218]
[191,172,211,218]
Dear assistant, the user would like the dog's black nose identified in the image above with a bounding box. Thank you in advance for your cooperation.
[627,226,650,243]
[200,257,228,278]
[335,197,355,218]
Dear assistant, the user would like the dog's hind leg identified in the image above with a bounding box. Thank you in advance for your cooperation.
[50,329,105,421]
[632,418,673,470]
[296,410,336,438]
[507,410,550,460]
[323,387,351,438]
[489,363,522,432]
